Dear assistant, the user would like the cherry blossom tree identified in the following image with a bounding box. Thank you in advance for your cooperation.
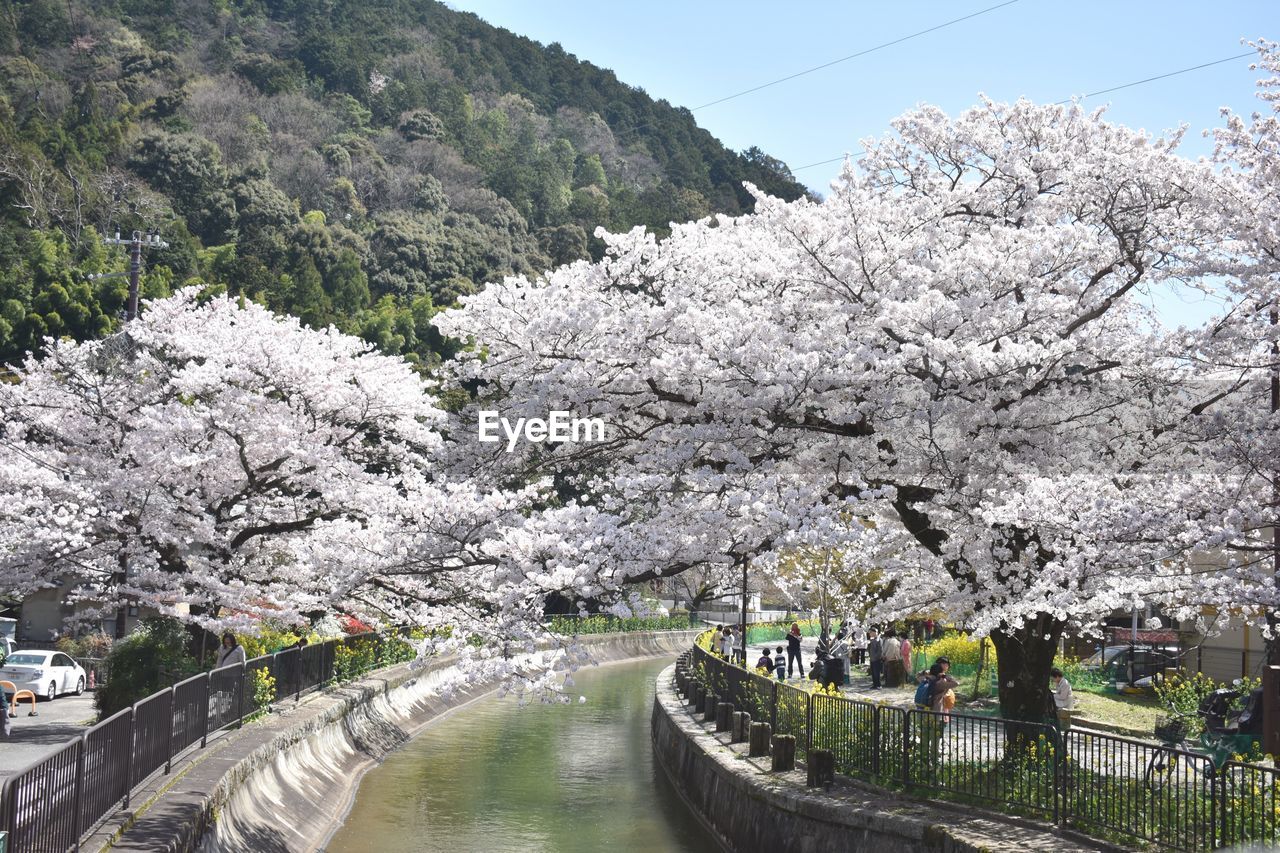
[1165,40,1280,659]
[439,98,1229,720]
[0,289,599,695]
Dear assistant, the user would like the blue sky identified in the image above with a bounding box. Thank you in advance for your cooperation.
[443,1,1275,326]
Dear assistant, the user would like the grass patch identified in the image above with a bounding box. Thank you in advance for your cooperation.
[1073,691,1162,734]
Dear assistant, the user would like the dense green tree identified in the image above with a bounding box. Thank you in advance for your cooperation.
[536,223,588,268]
[131,132,237,243]
[0,0,806,369]
[328,247,370,317]
[288,255,330,327]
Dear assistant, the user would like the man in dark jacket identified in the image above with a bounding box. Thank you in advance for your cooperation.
[785,624,804,678]
[867,628,884,689]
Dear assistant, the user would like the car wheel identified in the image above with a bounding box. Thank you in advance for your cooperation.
[46,680,57,701]
[75,676,85,696]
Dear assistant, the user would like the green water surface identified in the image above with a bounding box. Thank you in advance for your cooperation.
[325,656,718,853]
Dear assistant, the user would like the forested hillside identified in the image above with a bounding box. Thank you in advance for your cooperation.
[0,0,807,366]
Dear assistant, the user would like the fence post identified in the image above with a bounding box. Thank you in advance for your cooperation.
[123,706,135,808]
[235,662,245,729]
[805,693,813,754]
[164,687,176,774]
[770,680,778,732]
[200,671,210,748]
[1215,769,1227,849]
[902,710,911,787]
[1,777,12,843]
[1051,723,1061,825]
[871,705,881,778]
[72,737,85,852]
[75,731,90,842]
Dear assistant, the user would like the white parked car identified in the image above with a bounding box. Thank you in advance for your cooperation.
[0,650,87,701]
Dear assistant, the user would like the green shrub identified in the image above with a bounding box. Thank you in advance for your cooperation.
[94,617,198,719]
[332,639,377,682]
[248,667,276,721]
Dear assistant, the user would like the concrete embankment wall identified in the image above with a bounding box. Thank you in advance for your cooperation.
[210,631,699,852]
[108,631,698,853]
[650,664,1110,853]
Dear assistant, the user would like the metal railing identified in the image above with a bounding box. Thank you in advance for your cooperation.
[0,631,388,852]
[685,639,1280,851]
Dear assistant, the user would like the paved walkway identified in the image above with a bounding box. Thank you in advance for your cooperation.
[0,692,96,778]
[739,634,923,706]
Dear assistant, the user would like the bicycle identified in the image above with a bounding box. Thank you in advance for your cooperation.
[1144,717,1241,794]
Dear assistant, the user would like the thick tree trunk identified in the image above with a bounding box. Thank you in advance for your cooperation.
[989,614,1065,723]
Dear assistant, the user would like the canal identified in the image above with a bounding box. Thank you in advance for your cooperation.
[325,656,718,852]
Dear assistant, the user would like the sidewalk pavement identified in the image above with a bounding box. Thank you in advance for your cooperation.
[0,692,97,778]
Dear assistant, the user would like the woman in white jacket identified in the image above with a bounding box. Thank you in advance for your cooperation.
[216,632,246,668]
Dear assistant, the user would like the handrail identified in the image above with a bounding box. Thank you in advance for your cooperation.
[681,638,1278,852]
[0,631,392,851]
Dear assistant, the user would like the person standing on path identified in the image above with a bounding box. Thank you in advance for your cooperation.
[927,658,959,713]
[773,646,786,680]
[867,628,884,689]
[882,630,902,687]
[900,634,914,681]
[828,631,849,689]
[785,622,804,678]
[1050,667,1075,731]
[217,632,246,668]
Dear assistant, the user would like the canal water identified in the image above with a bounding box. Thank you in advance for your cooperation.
[325,656,719,852]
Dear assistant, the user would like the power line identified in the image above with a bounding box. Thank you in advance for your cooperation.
[690,0,1022,112]
[1053,50,1255,104]
[613,1,1022,141]
[790,50,1258,174]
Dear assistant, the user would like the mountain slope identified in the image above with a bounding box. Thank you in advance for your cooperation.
[0,0,807,366]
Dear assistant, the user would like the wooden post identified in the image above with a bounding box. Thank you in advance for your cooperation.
[716,702,733,732]
[691,684,704,709]
[748,722,772,757]
[704,693,718,722]
[732,711,750,743]
[808,748,835,786]
[771,734,796,772]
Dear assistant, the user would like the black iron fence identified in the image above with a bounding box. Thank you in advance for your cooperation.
[0,631,388,852]
[684,639,1280,852]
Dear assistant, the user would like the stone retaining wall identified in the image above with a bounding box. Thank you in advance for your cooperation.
[105,630,699,853]
[651,663,1111,853]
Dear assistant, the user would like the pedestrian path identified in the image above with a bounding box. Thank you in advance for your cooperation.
[738,634,921,706]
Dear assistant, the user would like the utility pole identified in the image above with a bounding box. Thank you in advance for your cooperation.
[1271,306,1279,665]
[96,230,169,321]
[90,229,169,638]
[739,556,749,665]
